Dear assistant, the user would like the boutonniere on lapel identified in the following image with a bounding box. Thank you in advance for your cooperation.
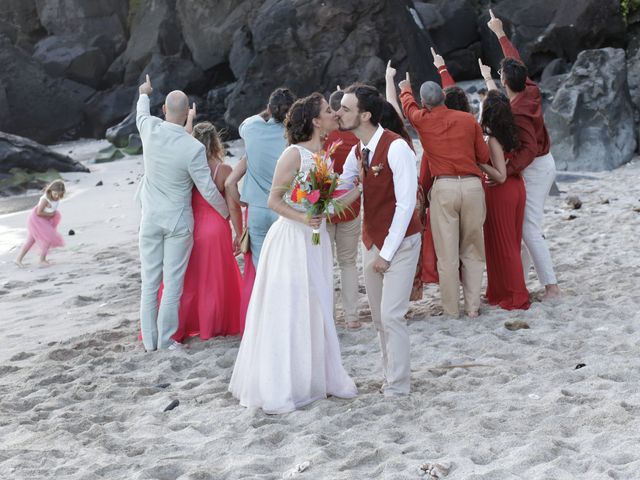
[371,163,384,177]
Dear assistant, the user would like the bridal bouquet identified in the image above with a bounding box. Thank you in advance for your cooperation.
[289,140,349,245]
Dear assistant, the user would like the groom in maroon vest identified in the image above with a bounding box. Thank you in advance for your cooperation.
[337,84,422,396]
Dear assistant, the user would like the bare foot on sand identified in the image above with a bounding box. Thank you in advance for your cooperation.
[14,259,25,268]
[541,284,561,302]
[39,259,51,267]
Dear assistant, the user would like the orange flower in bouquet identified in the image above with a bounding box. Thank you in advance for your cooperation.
[289,140,351,244]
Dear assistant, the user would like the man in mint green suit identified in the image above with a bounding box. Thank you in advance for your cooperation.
[136,75,228,351]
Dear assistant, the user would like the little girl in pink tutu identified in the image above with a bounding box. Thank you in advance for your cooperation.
[15,179,66,267]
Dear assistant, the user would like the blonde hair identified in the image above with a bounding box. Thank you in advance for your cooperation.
[192,122,225,162]
[44,179,66,200]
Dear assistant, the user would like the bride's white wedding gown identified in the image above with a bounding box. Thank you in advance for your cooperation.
[229,144,357,414]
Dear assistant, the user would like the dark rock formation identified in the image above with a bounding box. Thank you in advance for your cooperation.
[0,37,86,143]
[33,34,111,88]
[177,0,256,72]
[0,131,89,174]
[545,48,636,171]
[423,0,482,80]
[107,0,186,86]
[34,0,128,52]
[83,86,137,138]
[225,0,433,130]
[486,0,626,77]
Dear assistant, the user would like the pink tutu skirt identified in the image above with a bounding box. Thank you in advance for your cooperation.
[27,208,64,253]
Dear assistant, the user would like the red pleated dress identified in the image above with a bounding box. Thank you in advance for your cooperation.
[483,174,530,310]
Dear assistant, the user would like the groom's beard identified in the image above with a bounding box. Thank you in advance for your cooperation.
[338,116,360,132]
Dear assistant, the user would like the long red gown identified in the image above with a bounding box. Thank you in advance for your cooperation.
[483,175,530,310]
[171,188,244,341]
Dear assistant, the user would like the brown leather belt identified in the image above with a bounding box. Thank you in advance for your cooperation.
[435,174,477,180]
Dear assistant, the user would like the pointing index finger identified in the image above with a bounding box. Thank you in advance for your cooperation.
[145,74,150,85]
[430,47,437,57]
[489,9,495,19]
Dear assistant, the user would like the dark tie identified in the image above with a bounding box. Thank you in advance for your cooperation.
[361,147,370,176]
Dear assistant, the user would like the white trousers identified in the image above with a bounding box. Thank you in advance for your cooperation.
[363,233,421,395]
[326,217,361,323]
[139,216,193,351]
[521,153,557,286]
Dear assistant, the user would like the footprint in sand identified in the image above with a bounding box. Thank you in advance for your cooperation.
[37,373,75,386]
[22,289,58,298]
[2,280,27,290]
[140,464,185,480]
[48,348,80,361]
[0,365,20,375]
[64,295,101,307]
[10,351,35,361]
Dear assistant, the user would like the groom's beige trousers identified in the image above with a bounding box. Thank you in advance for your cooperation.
[139,215,193,350]
[326,216,361,324]
[363,233,421,395]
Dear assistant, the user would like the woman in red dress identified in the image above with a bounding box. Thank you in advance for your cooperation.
[171,122,244,341]
[479,91,530,310]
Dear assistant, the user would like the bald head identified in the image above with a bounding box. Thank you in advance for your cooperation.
[164,90,189,124]
[420,81,445,109]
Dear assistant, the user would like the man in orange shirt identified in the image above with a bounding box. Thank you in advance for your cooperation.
[324,89,362,329]
[399,74,490,318]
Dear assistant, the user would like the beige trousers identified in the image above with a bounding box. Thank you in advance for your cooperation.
[429,177,486,316]
[326,217,361,323]
[363,233,421,395]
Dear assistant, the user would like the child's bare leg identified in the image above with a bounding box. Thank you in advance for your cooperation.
[15,236,35,266]
[39,244,51,266]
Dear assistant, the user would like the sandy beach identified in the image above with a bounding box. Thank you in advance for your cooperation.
[1,141,640,479]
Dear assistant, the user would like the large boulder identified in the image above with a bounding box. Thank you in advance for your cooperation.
[0,131,89,174]
[34,0,128,52]
[545,48,636,171]
[484,0,626,77]
[425,0,482,80]
[107,0,187,86]
[0,37,86,143]
[626,23,640,130]
[32,34,111,88]
[176,0,257,71]
[225,0,432,130]
[0,0,44,49]
[84,86,137,138]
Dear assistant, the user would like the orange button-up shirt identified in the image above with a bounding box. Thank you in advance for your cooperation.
[400,87,489,192]
[499,36,551,176]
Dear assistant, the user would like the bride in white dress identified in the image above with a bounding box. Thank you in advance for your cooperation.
[229,93,358,414]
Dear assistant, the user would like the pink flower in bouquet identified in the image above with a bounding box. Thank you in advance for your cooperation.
[307,190,320,204]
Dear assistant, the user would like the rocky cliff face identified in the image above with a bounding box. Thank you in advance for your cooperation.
[0,0,637,171]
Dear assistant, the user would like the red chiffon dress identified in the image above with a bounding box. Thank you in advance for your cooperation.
[483,172,530,310]
[170,183,244,341]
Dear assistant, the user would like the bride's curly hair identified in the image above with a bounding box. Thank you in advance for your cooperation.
[284,92,324,144]
[480,90,520,153]
[192,122,225,161]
